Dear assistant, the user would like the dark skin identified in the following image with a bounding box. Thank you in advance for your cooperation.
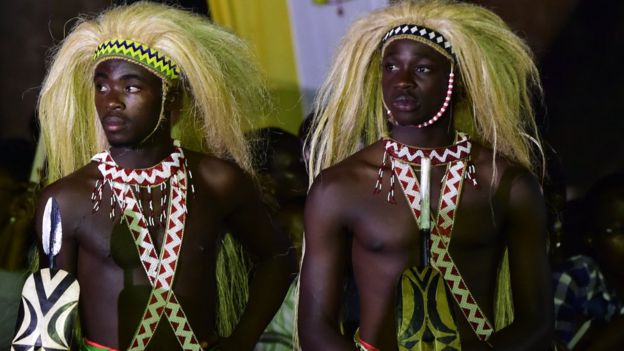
[298,39,553,350]
[35,59,295,350]
[574,187,624,351]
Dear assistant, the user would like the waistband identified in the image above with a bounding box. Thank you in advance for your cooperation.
[81,338,119,351]
[354,329,381,351]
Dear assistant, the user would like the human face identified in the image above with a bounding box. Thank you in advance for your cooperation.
[94,59,164,147]
[593,196,624,279]
[381,39,452,127]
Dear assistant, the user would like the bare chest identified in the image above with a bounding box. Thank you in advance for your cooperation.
[348,175,505,270]
[74,185,225,272]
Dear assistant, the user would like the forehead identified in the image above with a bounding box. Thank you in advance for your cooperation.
[382,38,449,63]
[94,58,161,83]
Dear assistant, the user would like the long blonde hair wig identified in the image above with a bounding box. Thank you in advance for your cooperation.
[307,0,543,181]
[39,1,268,183]
[38,1,269,336]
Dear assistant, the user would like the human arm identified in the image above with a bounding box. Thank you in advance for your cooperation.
[215,165,296,350]
[298,175,356,351]
[486,168,553,350]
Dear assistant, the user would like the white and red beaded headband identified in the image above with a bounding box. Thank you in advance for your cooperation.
[381,24,455,63]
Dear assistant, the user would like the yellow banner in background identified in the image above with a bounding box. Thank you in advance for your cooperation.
[208,0,303,135]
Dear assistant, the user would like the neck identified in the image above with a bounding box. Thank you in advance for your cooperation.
[109,138,176,169]
[390,120,455,148]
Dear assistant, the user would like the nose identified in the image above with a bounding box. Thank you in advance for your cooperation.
[106,91,125,111]
[395,70,415,89]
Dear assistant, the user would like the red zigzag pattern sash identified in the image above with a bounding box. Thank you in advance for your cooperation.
[386,135,495,341]
[92,148,202,350]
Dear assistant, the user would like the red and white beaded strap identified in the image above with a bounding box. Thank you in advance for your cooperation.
[91,148,184,223]
[392,158,494,341]
[385,134,470,166]
[92,149,183,186]
[94,151,202,350]
[375,133,475,202]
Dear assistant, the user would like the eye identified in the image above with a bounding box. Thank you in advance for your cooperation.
[384,63,399,72]
[415,66,431,73]
[94,82,109,93]
[127,85,141,93]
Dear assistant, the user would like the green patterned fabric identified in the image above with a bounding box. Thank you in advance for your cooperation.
[94,39,179,81]
[255,282,297,351]
[396,267,461,350]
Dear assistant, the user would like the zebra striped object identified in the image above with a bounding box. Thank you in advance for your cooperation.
[11,268,79,351]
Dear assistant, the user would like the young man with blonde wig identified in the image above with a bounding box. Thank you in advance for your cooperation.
[298,0,553,350]
[22,2,294,350]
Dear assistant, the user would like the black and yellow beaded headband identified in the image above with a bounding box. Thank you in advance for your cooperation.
[381,24,454,62]
[94,39,180,81]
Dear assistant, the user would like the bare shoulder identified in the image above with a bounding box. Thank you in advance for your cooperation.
[40,162,101,212]
[471,143,543,210]
[306,141,384,216]
[37,162,101,238]
[183,149,255,203]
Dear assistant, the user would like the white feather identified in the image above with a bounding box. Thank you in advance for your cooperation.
[42,197,63,257]
[42,198,52,256]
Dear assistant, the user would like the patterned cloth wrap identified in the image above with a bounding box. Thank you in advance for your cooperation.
[396,267,461,350]
[254,282,297,351]
[553,255,624,348]
[353,267,461,351]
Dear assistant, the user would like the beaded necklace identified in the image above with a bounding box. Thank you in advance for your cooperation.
[90,144,203,350]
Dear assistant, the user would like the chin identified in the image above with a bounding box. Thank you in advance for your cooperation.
[106,136,138,148]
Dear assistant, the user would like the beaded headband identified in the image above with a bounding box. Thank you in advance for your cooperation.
[94,39,180,81]
[381,24,454,62]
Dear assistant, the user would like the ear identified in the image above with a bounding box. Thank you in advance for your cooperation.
[165,82,182,110]
[164,82,182,123]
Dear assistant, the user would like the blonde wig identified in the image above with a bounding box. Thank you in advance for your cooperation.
[307,0,543,182]
[38,1,269,336]
[39,1,269,184]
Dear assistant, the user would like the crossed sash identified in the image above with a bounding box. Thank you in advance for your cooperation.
[385,135,495,341]
[93,148,202,350]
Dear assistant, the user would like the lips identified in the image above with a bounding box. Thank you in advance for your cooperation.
[391,94,419,112]
[101,115,126,132]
